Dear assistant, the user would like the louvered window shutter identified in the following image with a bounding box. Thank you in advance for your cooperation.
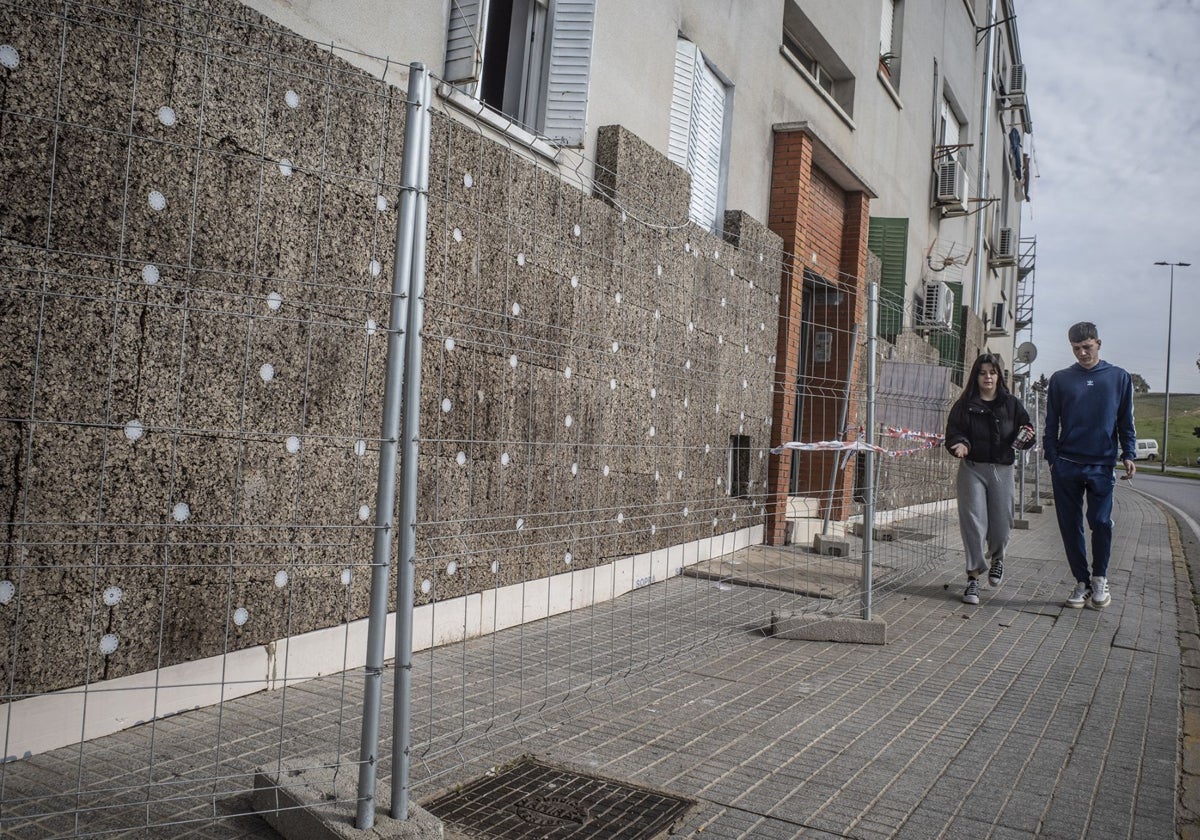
[940,97,960,149]
[687,56,726,229]
[867,217,909,338]
[445,0,486,88]
[542,0,595,146]
[880,0,895,55]
[669,39,727,231]
[668,40,697,170]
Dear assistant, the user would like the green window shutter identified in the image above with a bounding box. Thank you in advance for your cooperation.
[867,217,908,340]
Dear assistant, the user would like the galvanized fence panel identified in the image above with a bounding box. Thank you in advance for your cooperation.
[0,1,969,835]
[397,109,963,792]
[1,1,408,834]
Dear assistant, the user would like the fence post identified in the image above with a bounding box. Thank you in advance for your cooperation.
[862,282,878,621]
[355,62,430,831]
[390,64,432,823]
[1017,376,1027,516]
[1033,388,1041,506]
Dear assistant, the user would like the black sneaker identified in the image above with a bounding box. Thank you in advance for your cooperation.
[962,578,980,605]
[988,557,1004,588]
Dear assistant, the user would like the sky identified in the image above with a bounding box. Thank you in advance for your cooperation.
[1017,0,1200,394]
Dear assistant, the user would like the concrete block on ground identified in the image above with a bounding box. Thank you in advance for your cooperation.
[253,757,443,839]
[1013,519,1030,530]
[848,522,896,541]
[812,534,850,556]
[1026,504,1044,514]
[766,610,887,644]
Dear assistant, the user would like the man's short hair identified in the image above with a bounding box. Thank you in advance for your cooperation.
[1067,322,1099,343]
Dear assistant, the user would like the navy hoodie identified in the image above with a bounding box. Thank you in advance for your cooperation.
[1043,360,1136,465]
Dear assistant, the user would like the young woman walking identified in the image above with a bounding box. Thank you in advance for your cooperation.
[944,354,1036,605]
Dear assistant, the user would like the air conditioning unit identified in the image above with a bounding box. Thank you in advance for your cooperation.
[1007,64,1026,103]
[989,227,1017,267]
[919,281,955,330]
[935,159,968,216]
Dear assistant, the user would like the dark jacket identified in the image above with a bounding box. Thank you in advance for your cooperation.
[945,391,1034,465]
[1043,360,1136,465]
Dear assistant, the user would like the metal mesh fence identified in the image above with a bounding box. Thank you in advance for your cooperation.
[1,0,406,833]
[0,1,970,835]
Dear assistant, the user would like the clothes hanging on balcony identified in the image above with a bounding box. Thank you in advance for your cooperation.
[1009,128,1022,180]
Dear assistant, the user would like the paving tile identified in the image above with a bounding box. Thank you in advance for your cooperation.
[0,482,1186,839]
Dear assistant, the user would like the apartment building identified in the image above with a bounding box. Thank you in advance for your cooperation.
[245,0,1034,530]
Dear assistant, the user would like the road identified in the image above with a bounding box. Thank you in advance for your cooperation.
[1131,471,1200,542]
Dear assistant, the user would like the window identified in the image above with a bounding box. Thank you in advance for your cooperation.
[880,0,896,56]
[784,33,834,96]
[727,435,751,498]
[443,0,596,145]
[939,95,963,153]
[780,3,855,117]
[989,301,1007,334]
[879,0,902,82]
[668,38,732,233]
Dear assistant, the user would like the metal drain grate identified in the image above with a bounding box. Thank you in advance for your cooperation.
[422,756,694,839]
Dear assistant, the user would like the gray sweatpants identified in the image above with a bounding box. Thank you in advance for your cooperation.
[956,460,1014,577]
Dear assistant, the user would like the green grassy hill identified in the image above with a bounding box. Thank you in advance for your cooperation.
[1133,393,1200,466]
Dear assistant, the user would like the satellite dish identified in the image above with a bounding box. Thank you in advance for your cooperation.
[1015,341,1038,363]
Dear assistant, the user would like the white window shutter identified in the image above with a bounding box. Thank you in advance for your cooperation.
[444,0,487,87]
[880,0,895,55]
[542,0,596,146]
[669,39,728,231]
[941,97,960,149]
[668,40,697,170]
[687,53,726,230]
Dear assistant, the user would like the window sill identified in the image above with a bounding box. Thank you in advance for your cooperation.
[779,47,855,131]
[437,84,562,164]
[877,68,902,109]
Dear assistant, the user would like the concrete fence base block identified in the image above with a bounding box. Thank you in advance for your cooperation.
[1026,504,1044,514]
[848,522,896,541]
[1013,519,1030,530]
[253,757,444,840]
[766,610,887,645]
[812,534,850,556]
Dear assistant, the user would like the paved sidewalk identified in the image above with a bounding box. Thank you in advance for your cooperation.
[2,485,1192,839]
[504,486,1183,839]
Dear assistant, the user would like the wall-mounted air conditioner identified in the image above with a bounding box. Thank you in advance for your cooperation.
[1007,64,1026,103]
[935,159,968,216]
[919,281,955,330]
[989,227,1016,267]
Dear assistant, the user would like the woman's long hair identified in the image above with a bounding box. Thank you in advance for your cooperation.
[961,353,1010,402]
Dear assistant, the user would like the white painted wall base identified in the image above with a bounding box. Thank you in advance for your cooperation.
[0,525,761,761]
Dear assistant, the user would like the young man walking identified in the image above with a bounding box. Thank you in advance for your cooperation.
[1043,322,1137,609]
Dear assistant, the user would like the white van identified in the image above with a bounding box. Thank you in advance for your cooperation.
[1134,439,1159,461]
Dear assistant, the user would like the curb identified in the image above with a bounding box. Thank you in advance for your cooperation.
[1169,511,1200,840]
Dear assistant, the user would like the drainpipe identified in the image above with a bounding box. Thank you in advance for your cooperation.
[971,0,999,315]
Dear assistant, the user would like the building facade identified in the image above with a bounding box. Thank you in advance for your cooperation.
[242,0,1034,532]
[0,0,1035,757]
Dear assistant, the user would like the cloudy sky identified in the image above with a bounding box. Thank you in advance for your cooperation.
[1017,0,1200,394]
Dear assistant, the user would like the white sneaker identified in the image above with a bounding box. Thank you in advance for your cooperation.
[1090,576,1111,609]
[1065,581,1091,609]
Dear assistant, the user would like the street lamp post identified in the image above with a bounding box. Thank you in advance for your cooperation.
[1154,260,1191,473]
